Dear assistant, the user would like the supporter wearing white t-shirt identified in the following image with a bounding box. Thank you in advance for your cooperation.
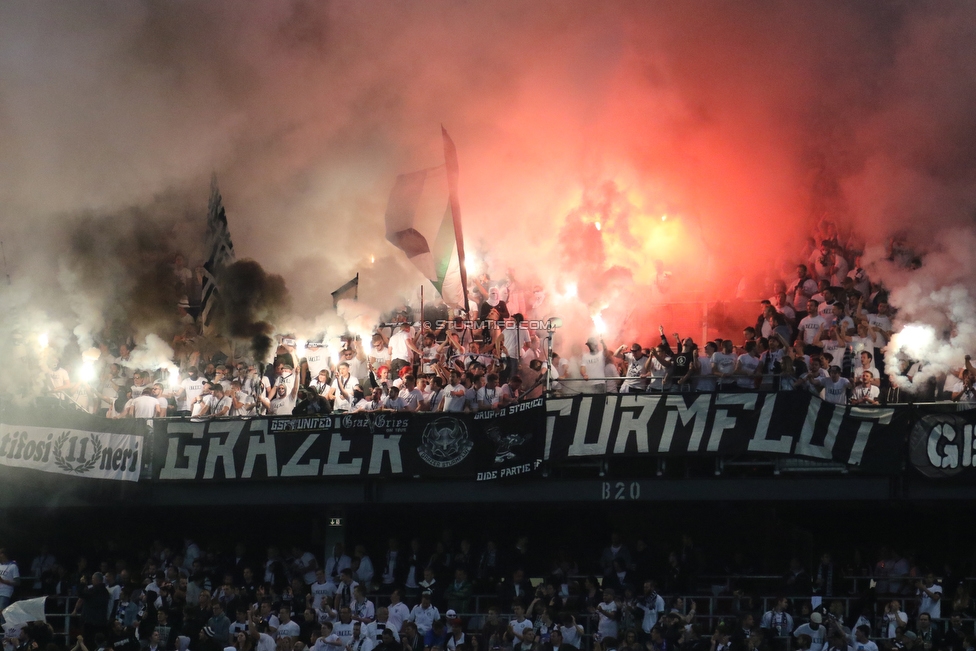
[304,343,330,380]
[696,344,717,392]
[831,304,855,336]
[178,369,206,413]
[712,342,737,388]
[0,550,20,606]
[276,609,301,640]
[793,614,827,651]
[203,386,233,417]
[389,325,416,366]
[311,570,337,609]
[559,616,584,649]
[797,359,828,397]
[509,603,534,642]
[441,374,468,412]
[580,340,607,393]
[615,345,648,392]
[229,382,256,416]
[267,379,300,416]
[851,372,881,405]
[799,301,827,346]
[386,592,410,636]
[917,575,942,619]
[852,624,878,651]
[867,307,893,350]
[476,375,501,410]
[816,367,851,405]
[734,347,761,389]
[355,388,385,413]
[853,351,880,383]
[329,363,360,412]
[379,386,404,411]
[595,592,618,640]
[399,378,424,412]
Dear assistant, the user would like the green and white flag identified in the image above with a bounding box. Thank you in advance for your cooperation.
[384,127,469,312]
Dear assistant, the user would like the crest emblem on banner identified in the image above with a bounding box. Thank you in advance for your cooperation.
[53,432,101,475]
[417,417,473,468]
[486,426,532,464]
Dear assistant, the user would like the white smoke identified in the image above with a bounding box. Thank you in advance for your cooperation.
[119,333,177,373]
[881,228,976,390]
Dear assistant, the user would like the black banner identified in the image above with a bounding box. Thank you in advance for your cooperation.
[909,405,976,478]
[546,393,902,471]
[152,399,546,481]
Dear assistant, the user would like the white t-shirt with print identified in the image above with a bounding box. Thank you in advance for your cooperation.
[820,376,851,405]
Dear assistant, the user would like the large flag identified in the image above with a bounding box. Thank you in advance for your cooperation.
[2,596,46,631]
[200,174,236,333]
[331,274,359,307]
[384,127,469,312]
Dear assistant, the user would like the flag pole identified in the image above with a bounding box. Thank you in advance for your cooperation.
[420,284,425,334]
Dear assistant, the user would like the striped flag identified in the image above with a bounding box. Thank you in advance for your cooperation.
[200,174,236,333]
[384,127,469,312]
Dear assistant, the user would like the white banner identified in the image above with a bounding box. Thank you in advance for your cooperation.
[0,424,142,482]
[2,597,46,631]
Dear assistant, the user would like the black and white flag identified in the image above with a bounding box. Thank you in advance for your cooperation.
[200,174,236,333]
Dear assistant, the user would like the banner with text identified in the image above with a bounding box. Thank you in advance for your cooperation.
[908,404,976,479]
[153,399,545,481]
[546,393,901,471]
[0,408,146,481]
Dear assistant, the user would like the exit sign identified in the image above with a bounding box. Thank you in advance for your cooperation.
[329,517,344,527]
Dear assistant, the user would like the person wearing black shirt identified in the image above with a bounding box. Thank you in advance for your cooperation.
[375,628,401,651]
[72,572,111,647]
[110,620,141,651]
[667,339,697,390]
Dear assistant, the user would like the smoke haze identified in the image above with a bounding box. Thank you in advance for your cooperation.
[1,1,975,381]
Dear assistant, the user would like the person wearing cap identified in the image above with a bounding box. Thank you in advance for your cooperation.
[614,343,648,393]
[445,616,465,651]
[201,383,233,417]
[197,626,221,651]
[408,590,440,635]
[793,613,827,651]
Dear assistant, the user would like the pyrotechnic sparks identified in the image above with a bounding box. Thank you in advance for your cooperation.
[79,361,95,383]
[37,333,48,349]
[592,312,607,335]
[168,366,180,387]
[595,221,602,231]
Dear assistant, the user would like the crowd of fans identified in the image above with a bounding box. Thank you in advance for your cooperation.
[26,222,976,417]
[3,534,976,651]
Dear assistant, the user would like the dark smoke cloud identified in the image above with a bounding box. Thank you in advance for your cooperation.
[216,259,291,361]
[0,0,975,368]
